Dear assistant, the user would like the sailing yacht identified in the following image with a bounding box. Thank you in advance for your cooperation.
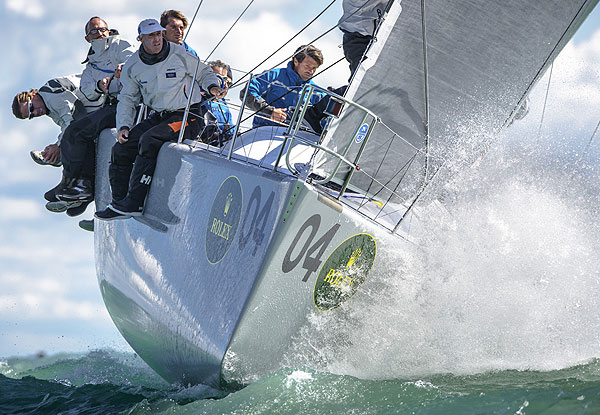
[93,0,599,388]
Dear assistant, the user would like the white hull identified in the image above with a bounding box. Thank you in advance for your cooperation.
[94,128,414,388]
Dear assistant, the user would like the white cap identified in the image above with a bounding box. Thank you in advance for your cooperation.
[137,19,165,37]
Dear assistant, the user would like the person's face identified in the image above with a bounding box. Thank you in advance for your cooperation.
[293,56,320,81]
[19,94,46,119]
[141,31,164,55]
[212,66,231,96]
[164,17,185,45]
[85,18,109,42]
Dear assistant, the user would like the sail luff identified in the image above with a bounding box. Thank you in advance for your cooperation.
[420,0,431,180]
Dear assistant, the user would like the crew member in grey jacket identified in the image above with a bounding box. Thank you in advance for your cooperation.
[95,18,226,221]
[11,74,99,167]
[54,16,135,212]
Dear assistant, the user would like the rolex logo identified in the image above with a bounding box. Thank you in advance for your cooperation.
[346,248,362,268]
[224,193,233,216]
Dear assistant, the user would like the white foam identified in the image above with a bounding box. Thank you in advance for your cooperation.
[285,141,600,379]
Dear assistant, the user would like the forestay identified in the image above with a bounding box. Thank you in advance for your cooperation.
[315,0,598,229]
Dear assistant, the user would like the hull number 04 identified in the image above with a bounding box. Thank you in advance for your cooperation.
[282,214,340,282]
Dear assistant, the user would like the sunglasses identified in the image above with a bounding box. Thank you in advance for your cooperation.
[217,75,232,88]
[28,99,35,119]
[87,27,109,36]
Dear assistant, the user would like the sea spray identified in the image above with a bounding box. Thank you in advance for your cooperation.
[284,139,600,380]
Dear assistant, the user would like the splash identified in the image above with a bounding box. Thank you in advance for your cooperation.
[285,140,600,380]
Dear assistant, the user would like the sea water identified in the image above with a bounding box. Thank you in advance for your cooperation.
[2,136,600,414]
[1,350,600,414]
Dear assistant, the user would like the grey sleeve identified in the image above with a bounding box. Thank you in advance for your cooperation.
[239,86,274,117]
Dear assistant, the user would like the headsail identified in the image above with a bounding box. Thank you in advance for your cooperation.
[315,0,599,230]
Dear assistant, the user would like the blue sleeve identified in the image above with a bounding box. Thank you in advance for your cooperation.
[248,69,277,101]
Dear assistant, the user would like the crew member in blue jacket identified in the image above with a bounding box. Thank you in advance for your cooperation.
[240,44,325,128]
[202,60,235,146]
[160,9,197,56]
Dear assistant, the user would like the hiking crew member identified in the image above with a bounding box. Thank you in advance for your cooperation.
[11,74,102,173]
[55,17,136,213]
[95,18,226,221]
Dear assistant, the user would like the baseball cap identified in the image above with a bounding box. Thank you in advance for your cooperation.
[137,19,166,37]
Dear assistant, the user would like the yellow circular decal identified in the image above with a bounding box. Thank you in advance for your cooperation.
[313,233,377,311]
[206,176,243,264]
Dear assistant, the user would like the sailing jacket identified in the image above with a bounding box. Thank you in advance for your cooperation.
[203,98,234,136]
[182,40,197,57]
[116,42,221,131]
[339,0,388,37]
[80,34,136,104]
[245,62,324,128]
[37,74,100,144]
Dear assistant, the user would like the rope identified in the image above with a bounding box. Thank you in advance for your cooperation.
[205,0,256,61]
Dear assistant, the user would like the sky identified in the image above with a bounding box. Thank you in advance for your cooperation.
[0,0,599,358]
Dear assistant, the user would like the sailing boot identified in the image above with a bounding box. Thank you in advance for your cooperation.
[55,178,94,202]
[66,199,93,217]
[78,219,94,232]
[30,150,62,167]
[46,199,82,213]
[96,156,155,220]
[44,174,69,202]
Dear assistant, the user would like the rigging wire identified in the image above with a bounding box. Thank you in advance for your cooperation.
[229,0,383,90]
[536,62,554,142]
[375,153,419,220]
[205,0,256,61]
[199,0,385,134]
[224,1,413,139]
[394,1,591,233]
[229,0,339,89]
[572,118,600,175]
[184,0,205,42]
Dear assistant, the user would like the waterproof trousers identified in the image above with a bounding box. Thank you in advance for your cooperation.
[109,105,203,212]
[342,30,373,80]
[60,103,117,181]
